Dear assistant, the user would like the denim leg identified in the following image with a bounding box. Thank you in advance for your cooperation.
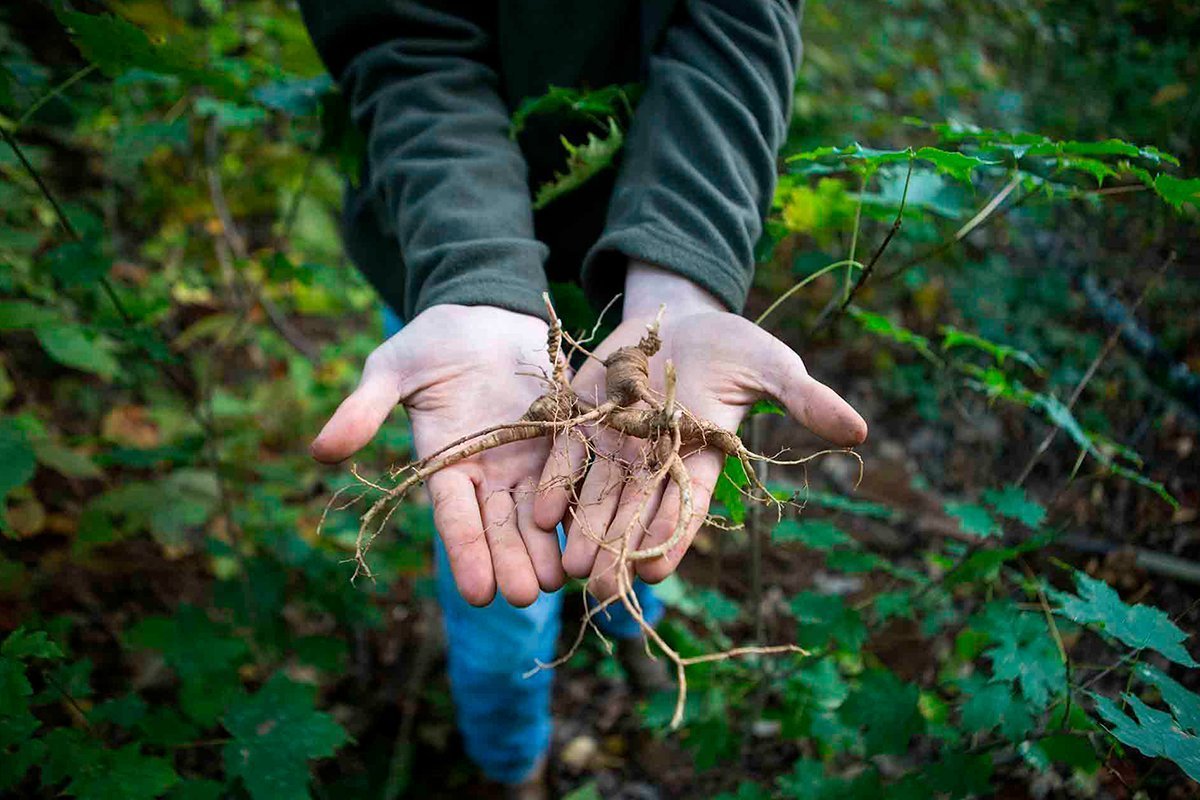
[436,538,561,784]
[554,524,665,640]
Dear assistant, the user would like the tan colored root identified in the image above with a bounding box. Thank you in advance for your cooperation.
[322,295,855,725]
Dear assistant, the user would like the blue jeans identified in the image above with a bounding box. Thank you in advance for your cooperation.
[384,308,664,783]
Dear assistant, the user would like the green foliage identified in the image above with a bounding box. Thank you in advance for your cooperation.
[222,674,350,800]
[533,118,625,210]
[1052,571,1198,666]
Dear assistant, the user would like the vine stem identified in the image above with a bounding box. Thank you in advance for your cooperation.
[754,258,865,327]
[16,63,99,128]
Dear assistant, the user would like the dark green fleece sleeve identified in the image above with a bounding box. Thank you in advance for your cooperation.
[582,0,801,313]
[296,1,549,321]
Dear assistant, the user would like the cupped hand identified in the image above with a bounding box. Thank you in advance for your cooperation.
[534,305,867,600]
[311,304,565,607]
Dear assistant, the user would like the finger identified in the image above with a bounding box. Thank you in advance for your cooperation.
[515,478,566,593]
[311,355,403,463]
[480,487,541,608]
[765,338,868,447]
[636,448,724,585]
[562,429,631,579]
[533,427,589,530]
[428,469,495,606]
[587,467,665,600]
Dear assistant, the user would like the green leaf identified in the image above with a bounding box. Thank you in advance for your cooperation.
[222,673,350,800]
[713,455,749,525]
[56,10,239,96]
[532,118,624,210]
[973,602,1065,708]
[772,519,852,549]
[2,627,64,660]
[0,657,32,717]
[789,592,866,653]
[1154,174,1200,211]
[794,489,897,520]
[841,669,924,755]
[33,439,102,480]
[0,420,36,524]
[748,399,786,417]
[1093,693,1200,782]
[41,238,111,287]
[0,301,61,330]
[1052,571,1197,666]
[944,501,1001,538]
[89,693,148,729]
[34,325,121,381]
[253,76,333,116]
[1135,664,1200,734]
[562,782,604,800]
[41,729,178,800]
[915,147,997,184]
[957,675,1035,741]
[981,485,1046,528]
[127,605,247,681]
[873,591,914,622]
[93,470,220,548]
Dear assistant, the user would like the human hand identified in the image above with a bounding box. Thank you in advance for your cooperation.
[534,266,867,599]
[311,304,564,607]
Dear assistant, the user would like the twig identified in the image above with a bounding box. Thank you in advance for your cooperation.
[812,156,916,332]
[882,173,1028,283]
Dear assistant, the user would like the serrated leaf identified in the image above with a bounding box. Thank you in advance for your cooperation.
[222,673,350,800]
[957,675,1035,741]
[1136,664,1200,734]
[252,75,332,116]
[532,118,624,210]
[789,592,866,653]
[841,669,924,755]
[1154,174,1200,211]
[1093,693,1200,782]
[41,238,111,287]
[915,147,997,184]
[873,591,913,622]
[2,627,64,660]
[981,485,1046,528]
[772,518,852,549]
[944,501,1001,538]
[973,602,1065,708]
[1052,571,1197,666]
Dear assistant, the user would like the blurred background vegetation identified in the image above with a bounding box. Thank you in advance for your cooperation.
[0,1,1198,798]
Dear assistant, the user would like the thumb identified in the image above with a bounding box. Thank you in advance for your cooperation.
[763,337,868,447]
[310,354,404,464]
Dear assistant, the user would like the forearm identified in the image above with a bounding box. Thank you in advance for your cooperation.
[299,0,548,320]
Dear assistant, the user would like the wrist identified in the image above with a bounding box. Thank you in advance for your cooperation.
[622,261,725,321]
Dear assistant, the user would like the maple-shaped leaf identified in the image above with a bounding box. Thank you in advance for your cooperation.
[957,675,1035,742]
[841,669,924,755]
[789,592,867,654]
[982,485,1046,528]
[1,627,64,661]
[1092,693,1200,783]
[222,673,350,800]
[972,602,1065,708]
[1052,572,1198,666]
